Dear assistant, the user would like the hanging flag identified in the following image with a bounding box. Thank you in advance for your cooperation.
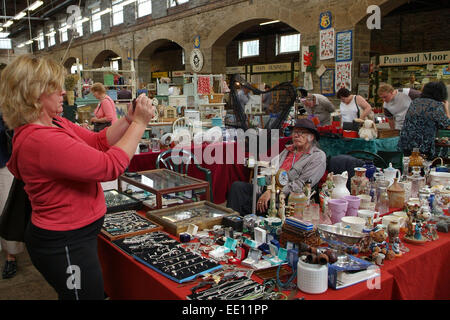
[302,45,317,72]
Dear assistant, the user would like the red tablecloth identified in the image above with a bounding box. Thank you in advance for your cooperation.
[127,142,250,204]
[97,230,450,300]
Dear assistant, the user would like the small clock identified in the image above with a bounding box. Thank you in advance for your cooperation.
[275,169,289,188]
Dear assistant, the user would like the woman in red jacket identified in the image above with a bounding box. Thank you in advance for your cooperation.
[0,55,154,300]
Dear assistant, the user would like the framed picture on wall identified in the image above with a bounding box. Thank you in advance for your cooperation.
[359,62,370,78]
[358,83,370,100]
[320,68,335,96]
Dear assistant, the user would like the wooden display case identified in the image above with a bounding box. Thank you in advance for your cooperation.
[118,169,210,210]
[101,210,163,241]
[145,201,239,236]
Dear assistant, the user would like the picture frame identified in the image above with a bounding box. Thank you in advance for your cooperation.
[320,68,335,96]
[359,62,370,78]
[358,83,370,100]
[336,30,353,62]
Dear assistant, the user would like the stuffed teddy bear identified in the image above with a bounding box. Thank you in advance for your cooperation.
[369,227,396,264]
[358,119,378,141]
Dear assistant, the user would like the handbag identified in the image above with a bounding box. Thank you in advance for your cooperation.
[93,99,112,132]
[0,178,32,242]
[93,121,112,132]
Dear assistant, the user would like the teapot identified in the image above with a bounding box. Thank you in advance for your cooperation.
[384,163,401,185]
[331,171,351,199]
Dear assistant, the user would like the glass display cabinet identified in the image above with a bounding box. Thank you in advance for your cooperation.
[118,169,211,210]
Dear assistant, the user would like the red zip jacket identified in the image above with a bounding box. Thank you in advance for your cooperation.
[7,116,129,231]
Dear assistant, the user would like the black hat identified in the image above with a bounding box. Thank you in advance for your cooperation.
[291,118,320,141]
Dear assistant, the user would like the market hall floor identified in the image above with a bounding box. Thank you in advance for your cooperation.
[0,249,57,300]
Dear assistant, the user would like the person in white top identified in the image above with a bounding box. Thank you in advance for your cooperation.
[336,88,373,124]
[377,83,421,130]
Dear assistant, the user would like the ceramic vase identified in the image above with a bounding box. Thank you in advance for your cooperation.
[387,178,405,209]
[387,220,400,242]
[343,195,361,216]
[351,167,369,196]
[328,199,348,224]
[331,172,350,199]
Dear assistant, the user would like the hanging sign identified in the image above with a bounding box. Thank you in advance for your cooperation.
[319,11,332,30]
[379,51,450,66]
[152,72,169,78]
[226,66,246,74]
[336,30,352,62]
[190,49,204,73]
[320,28,335,60]
[127,49,132,61]
[194,35,201,49]
[335,61,352,91]
[252,63,291,73]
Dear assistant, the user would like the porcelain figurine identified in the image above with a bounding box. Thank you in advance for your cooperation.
[392,237,402,256]
[278,192,286,222]
[414,222,423,240]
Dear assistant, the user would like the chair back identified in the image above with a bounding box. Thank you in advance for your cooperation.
[156,148,196,174]
[346,150,388,169]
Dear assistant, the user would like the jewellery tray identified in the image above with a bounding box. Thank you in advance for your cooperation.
[101,210,163,241]
[145,201,239,236]
[113,232,222,283]
[104,189,143,214]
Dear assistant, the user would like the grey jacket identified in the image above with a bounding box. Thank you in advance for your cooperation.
[270,145,326,195]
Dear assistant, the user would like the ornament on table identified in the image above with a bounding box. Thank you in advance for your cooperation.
[358,119,378,141]
[351,167,369,196]
[368,226,396,264]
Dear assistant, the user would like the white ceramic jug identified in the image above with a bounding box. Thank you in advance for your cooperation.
[384,163,401,185]
[331,171,351,199]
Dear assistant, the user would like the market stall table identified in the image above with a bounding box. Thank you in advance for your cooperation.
[97,213,450,300]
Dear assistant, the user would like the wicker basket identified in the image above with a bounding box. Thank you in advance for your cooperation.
[208,94,224,104]
[280,223,322,248]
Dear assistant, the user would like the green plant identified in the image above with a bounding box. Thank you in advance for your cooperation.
[64,74,80,91]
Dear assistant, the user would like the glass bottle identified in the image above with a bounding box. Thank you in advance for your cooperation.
[376,187,389,215]
[407,167,425,199]
[409,148,424,167]
[401,156,410,181]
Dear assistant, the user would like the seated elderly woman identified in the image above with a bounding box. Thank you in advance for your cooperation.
[227,119,326,216]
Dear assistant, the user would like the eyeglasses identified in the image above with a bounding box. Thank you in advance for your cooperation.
[292,131,311,137]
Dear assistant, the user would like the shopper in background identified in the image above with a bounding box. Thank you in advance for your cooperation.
[398,81,450,159]
[0,54,155,299]
[90,82,118,132]
[0,115,24,279]
[377,83,421,130]
[262,84,273,112]
[227,119,326,216]
[117,86,132,100]
[404,73,422,90]
[302,93,336,126]
[237,85,251,107]
[336,87,373,124]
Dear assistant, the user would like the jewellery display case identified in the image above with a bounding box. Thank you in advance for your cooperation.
[104,189,143,214]
[113,231,222,283]
[101,210,163,241]
[118,169,210,210]
[146,201,239,236]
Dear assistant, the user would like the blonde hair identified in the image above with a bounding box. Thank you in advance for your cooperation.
[0,55,65,129]
[377,83,394,95]
[91,82,106,95]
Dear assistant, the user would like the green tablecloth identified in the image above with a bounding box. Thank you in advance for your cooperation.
[319,136,400,157]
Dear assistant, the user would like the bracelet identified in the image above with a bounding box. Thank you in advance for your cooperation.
[124,114,133,124]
